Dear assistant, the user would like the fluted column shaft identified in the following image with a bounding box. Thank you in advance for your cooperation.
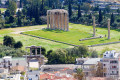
[93,16,96,37]
[108,19,111,40]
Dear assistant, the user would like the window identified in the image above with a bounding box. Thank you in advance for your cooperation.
[104,73,106,77]
[112,66,117,69]
[110,60,118,63]
[112,71,114,74]
[16,63,19,66]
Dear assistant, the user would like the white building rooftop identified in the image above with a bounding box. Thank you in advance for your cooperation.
[103,50,120,58]
[3,56,12,59]
[83,58,101,65]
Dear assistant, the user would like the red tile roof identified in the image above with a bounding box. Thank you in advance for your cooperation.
[40,73,77,80]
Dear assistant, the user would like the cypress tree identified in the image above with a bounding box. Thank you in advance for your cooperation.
[48,0,51,8]
[17,17,22,26]
[98,9,103,23]
[0,0,1,5]
[89,13,92,19]
[110,13,115,25]
[68,0,72,18]
[52,3,55,9]
[78,4,82,19]
[20,0,22,8]
[41,0,44,15]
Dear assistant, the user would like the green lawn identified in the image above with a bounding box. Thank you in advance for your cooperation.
[24,23,120,46]
[0,26,72,51]
[0,23,120,53]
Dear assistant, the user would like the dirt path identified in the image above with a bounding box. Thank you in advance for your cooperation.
[12,29,41,34]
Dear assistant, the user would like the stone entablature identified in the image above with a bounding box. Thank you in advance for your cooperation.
[47,9,69,31]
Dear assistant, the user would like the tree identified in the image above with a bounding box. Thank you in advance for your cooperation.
[9,16,14,23]
[81,3,91,13]
[96,62,106,77]
[78,4,82,19]
[17,10,22,17]
[110,13,115,25]
[76,45,88,57]
[48,49,67,64]
[40,0,44,16]
[20,0,22,8]
[68,0,72,18]
[0,15,5,29]
[90,50,98,58]
[3,35,15,47]
[0,0,1,5]
[98,9,103,23]
[17,17,22,26]
[90,62,106,77]
[14,41,23,48]
[74,68,84,80]
[47,50,53,58]
[117,8,120,15]
[105,5,110,13]
[48,0,51,8]
[7,0,17,15]
[4,10,10,17]
[89,13,92,19]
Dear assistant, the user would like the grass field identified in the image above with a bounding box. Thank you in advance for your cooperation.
[0,25,72,51]
[24,23,120,46]
[0,23,120,53]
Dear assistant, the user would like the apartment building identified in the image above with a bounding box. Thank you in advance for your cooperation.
[101,50,120,79]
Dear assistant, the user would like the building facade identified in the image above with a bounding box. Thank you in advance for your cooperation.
[101,50,120,79]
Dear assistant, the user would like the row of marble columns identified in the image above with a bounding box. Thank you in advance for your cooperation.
[93,16,111,39]
[47,11,69,31]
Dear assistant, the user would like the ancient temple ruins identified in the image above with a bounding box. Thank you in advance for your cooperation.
[47,9,69,31]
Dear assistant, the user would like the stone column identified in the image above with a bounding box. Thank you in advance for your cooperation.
[108,19,111,40]
[67,13,69,31]
[54,13,56,29]
[64,13,66,31]
[61,13,62,30]
[62,13,64,30]
[58,13,60,29]
[47,11,49,29]
[35,48,37,55]
[53,12,55,29]
[56,13,59,29]
[59,13,62,30]
[30,48,32,56]
[93,16,96,37]
[56,13,58,29]
[50,12,52,29]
